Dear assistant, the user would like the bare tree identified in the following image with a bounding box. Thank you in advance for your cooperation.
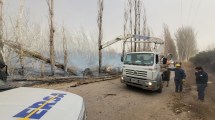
[163,24,177,59]
[40,62,44,77]
[128,0,133,52]
[137,0,141,51]
[134,0,137,52]
[62,26,68,75]
[97,0,103,74]
[175,26,197,61]
[0,0,4,65]
[122,3,128,59]
[124,4,128,40]
[16,0,25,76]
[142,4,147,51]
[47,0,55,75]
[146,27,151,50]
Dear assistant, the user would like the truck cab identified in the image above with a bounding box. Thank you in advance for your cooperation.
[121,52,163,93]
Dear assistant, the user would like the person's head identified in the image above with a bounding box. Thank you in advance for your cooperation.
[175,64,181,68]
[195,66,203,71]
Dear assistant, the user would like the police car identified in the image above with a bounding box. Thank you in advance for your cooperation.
[0,87,86,120]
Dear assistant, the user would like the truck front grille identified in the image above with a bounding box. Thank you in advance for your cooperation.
[125,69,147,77]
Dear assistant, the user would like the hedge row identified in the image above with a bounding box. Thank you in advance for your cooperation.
[190,49,215,72]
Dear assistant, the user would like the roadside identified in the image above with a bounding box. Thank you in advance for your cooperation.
[33,74,191,120]
[0,79,4,86]
[172,62,215,120]
[4,62,214,120]
[0,80,14,92]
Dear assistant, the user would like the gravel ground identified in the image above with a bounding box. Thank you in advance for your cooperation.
[33,73,190,120]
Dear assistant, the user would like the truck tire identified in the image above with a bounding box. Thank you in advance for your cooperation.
[157,85,162,93]
[126,84,131,87]
[157,78,163,93]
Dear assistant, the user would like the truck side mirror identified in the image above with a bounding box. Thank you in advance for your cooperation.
[156,55,159,64]
[121,56,124,62]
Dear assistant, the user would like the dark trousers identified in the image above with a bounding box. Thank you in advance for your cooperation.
[197,84,207,100]
[175,79,183,92]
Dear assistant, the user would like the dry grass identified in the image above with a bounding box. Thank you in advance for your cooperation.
[175,62,215,120]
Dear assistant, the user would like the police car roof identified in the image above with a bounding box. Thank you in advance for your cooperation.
[0,87,84,120]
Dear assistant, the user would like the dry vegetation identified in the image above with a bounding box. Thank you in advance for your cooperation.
[190,49,215,72]
[0,0,127,80]
[171,62,215,120]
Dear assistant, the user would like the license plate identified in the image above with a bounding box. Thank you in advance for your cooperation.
[131,78,138,83]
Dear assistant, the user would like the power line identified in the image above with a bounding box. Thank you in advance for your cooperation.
[187,0,194,25]
[180,0,183,26]
[191,0,202,26]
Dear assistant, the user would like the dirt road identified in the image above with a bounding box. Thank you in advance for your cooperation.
[35,75,189,120]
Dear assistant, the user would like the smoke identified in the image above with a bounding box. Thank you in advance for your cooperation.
[4,21,123,74]
[54,29,123,71]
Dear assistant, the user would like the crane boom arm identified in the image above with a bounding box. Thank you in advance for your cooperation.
[101,37,123,49]
[100,34,164,50]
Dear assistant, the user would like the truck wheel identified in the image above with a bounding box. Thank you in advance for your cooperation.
[157,77,163,93]
[157,86,162,93]
[157,81,163,93]
[126,84,131,87]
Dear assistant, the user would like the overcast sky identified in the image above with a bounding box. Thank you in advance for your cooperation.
[5,0,215,51]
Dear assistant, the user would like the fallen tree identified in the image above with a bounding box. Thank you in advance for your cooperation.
[3,40,76,75]
[11,75,120,87]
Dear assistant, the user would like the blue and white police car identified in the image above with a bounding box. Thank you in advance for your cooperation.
[0,87,86,120]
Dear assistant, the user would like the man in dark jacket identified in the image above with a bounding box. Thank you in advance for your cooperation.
[169,64,186,92]
[195,67,208,101]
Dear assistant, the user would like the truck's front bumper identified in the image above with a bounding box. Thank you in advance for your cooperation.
[121,76,161,91]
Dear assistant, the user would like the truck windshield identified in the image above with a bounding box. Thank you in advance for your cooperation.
[124,53,154,66]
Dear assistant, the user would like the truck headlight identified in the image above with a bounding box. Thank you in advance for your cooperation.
[121,76,124,80]
[148,82,152,86]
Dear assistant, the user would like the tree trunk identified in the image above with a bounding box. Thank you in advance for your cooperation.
[40,62,44,77]
[134,0,137,52]
[98,0,103,74]
[142,6,147,51]
[4,40,76,75]
[0,0,5,65]
[16,0,25,76]
[137,0,141,52]
[62,26,68,75]
[123,4,128,59]
[128,0,133,52]
[48,0,55,76]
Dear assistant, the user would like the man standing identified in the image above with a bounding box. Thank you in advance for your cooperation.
[169,64,186,92]
[195,67,208,101]
[162,70,170,87]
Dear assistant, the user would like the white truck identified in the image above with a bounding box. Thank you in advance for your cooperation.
[120,35,165,93]
[100,35,167,93]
